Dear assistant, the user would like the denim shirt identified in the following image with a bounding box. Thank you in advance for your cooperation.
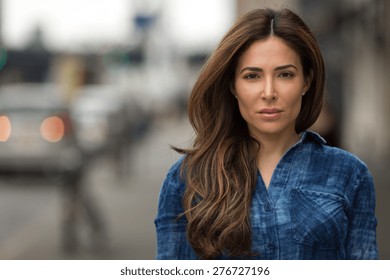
[154,131,378,259]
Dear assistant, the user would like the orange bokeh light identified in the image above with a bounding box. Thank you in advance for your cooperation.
[0,115,12,142]
[40,116,65,142]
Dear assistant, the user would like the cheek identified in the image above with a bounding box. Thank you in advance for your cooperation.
[235,82,258,105]
[236,99,250,117]
[235,85,255,115]
[290,96,303,118]
[236,100,259,129]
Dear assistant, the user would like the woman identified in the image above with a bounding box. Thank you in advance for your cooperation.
[154,8,378,259]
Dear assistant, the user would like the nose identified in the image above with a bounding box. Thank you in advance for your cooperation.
[261,76,277,102]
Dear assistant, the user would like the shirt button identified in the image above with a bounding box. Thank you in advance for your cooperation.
[264,204,272,212]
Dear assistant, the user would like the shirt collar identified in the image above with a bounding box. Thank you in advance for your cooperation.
[299,130,327,145]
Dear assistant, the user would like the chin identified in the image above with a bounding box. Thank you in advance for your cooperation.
[250,123,295,137]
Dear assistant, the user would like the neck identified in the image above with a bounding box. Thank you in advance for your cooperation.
[255,131,300,160]
[252,130,300,189]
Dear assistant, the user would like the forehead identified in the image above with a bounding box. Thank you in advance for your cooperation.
[237,37,302,70]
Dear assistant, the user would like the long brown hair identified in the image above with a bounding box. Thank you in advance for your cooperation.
[174,8,325,259]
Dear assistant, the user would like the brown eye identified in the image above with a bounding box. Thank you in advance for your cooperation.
[244,73,259,80]
[278,71,294,79]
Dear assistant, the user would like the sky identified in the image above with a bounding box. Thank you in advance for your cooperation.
[1,0,235,53]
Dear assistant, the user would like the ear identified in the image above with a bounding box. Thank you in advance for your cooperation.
[303,70,313,93]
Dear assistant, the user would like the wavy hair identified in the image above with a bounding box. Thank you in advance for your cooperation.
[174,8,325,259]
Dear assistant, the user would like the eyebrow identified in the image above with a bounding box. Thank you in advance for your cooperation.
[239,64,298,74]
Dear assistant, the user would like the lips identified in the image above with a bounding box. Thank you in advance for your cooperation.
[258,108,283,120]
[259,108,283,114]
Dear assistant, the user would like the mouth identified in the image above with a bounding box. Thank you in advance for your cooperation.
[259,108,283,114]
[258,108,283,120]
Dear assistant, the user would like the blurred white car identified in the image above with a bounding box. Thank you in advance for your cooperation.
[0,83,83,181]
[70,85,128,155]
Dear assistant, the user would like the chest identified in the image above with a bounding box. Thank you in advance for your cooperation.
[258,157,280,189]
[250,173,349,258]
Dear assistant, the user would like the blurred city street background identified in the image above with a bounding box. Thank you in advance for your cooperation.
[0,115,192,259]
[0,0,389,259]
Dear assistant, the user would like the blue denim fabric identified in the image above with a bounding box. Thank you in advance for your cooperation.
[154,131,378,259]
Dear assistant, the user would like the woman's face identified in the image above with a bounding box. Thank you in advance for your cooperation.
[234,36,310,140]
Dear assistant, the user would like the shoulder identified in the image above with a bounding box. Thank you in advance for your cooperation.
[156,156,187,218]
[303,131,367,166]
[161,156,186,193]
[165,156,185,181]
[302,131,371,178]
[300,131,375,207]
